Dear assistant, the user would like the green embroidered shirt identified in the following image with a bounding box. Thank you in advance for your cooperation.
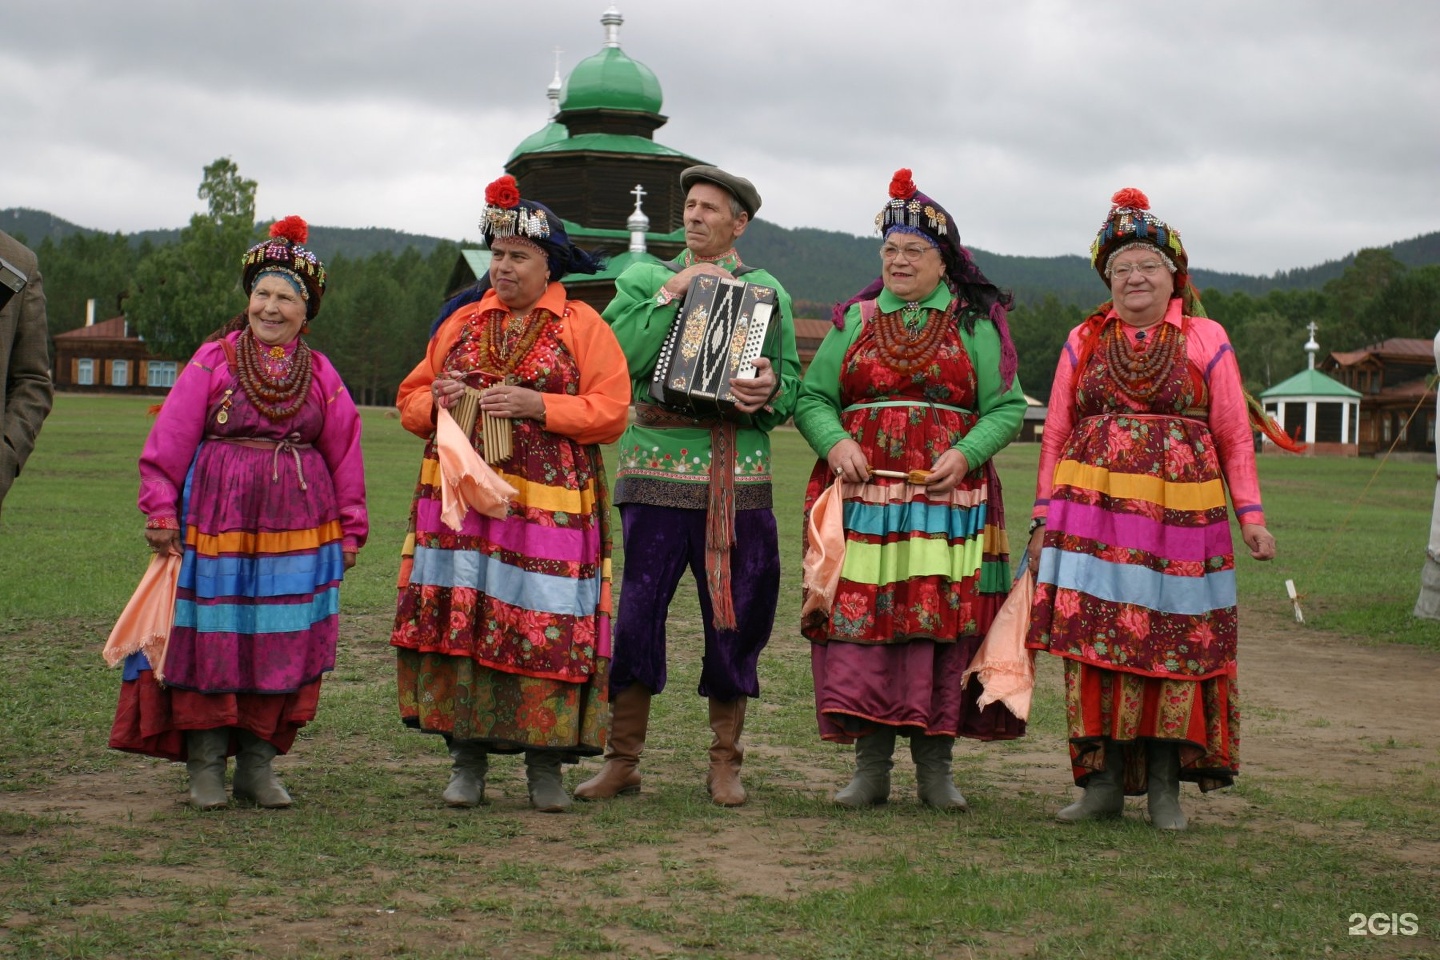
[603,257,801,510]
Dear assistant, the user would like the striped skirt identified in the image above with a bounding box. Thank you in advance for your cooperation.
[391,435,611,755]
[802,462,1022,743]
[110,439,344,761]
[1027,413,1240,789]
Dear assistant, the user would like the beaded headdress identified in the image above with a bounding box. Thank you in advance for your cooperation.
[1090,188,1188,284]
[241,216,327,319]
[426,175,604,336]
[475,174,604,283]
[875,168,951,243]
[479,175,552,242]
[833,168,1017,390]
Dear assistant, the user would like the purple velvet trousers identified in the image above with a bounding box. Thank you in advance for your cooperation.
[611,504,779,700]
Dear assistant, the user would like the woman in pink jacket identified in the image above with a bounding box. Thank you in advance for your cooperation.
[110,218,367,810]
[1025,189,1290,831]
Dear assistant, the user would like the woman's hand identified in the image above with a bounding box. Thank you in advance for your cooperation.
[480,384,547,423]
[431,376,465,411]
[1241,523,1277,561]
[729,357,776,414]
[144,528,183,557]
[343,551,357,571]
[924,448,970,494]
[826,438,869,484]
[1025,527,1045,575]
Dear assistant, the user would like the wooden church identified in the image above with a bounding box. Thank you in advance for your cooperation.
[448,6,705,314]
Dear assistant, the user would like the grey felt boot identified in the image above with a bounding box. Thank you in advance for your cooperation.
[185,728,230,810]
[834,728,896,808]
[1056,740,1125,823]
[525,751,572,813]
[441,738,488,808]
[1145,740,1188,831]
[911,734,969,811]
[232,730,292,808]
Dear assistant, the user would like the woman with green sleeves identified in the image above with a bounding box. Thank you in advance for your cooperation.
[794,168,1028,810]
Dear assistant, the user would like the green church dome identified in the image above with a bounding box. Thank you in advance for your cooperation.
[561,46,662,114]
[559,8,662,115]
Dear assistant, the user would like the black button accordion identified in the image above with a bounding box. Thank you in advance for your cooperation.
[649,275,778,418]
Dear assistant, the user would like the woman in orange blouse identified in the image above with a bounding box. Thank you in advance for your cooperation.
[391,175,630,812]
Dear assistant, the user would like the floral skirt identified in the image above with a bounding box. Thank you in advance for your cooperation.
[1063,659,1238,792]
[396,649,609,756]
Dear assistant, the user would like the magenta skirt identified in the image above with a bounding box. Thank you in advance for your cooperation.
[812,635,1025,743]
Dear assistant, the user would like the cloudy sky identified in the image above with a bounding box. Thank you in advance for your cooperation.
[4,0,1436,275]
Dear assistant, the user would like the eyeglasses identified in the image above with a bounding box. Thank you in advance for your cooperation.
[1110,260,1169,280]
[880,243,935,263]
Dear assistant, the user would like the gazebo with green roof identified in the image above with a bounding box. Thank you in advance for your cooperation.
[1260,323,1362,455]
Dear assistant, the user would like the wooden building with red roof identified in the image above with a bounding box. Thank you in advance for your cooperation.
[52,309,179,395]
[1320,337,1437,455]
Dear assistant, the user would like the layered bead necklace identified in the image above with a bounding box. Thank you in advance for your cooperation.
[475,307,552,382]
[234,329,314,420]
[870,296,960,375]
[1100,319,1182,405]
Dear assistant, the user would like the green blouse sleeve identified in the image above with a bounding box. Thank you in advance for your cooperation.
[793,306,863,458]
[954,318,1025,468]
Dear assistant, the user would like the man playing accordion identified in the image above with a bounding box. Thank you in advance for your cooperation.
[579,165,800,807]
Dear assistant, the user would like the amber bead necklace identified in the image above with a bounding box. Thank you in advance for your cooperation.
[234,329,314,420]
[1100,319,1182,404]
[475,306,551,381]
[870,294,961,374]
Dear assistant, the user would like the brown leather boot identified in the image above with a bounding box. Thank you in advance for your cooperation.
[706,697,748,807]
[574,684,651,800]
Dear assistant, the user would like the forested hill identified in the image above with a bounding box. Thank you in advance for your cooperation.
[0,208,452,261]
[5,205,1437,307]
[732,219,1440,307]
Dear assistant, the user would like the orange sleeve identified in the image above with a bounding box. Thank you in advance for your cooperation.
[546,301,632,445]
[396,306,473,438]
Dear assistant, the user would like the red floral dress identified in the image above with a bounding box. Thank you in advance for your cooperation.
[391,307,612,755]
[1026,318,1241,791]
[800,305,1021,742]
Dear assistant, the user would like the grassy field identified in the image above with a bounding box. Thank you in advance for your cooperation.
[0,394,1436,959]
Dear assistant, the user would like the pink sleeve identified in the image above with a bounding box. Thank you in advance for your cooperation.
[312,353,369,552]
[1188,318,1265,526]
[1032,327,1085,521]
[137,341,228,522]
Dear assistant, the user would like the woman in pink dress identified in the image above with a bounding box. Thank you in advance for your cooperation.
[1025,189,1291,830]
[110,218,367,810]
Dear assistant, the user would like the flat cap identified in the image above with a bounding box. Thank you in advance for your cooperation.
[679,164,761,218]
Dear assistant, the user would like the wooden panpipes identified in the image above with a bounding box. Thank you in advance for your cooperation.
[450,386,513,463]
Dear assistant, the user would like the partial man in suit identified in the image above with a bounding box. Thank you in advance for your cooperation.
[0,229,54,514]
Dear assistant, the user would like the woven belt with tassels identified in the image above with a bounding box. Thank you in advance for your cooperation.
[206,435,313,491]
[632,402,740,631]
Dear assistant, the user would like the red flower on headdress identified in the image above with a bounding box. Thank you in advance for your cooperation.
[270,215,309,244]
[485,175,521,209]
[889,168,917,200]
[1110,187,1150,211]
